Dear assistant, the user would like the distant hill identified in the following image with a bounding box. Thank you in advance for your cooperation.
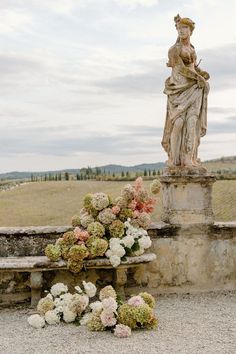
[1,156,235,180]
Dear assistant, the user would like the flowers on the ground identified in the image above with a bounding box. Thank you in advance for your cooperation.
[27,282,158,339]
[45,177,156,273]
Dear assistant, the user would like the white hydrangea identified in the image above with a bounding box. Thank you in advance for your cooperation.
[63,307,77,323]
[80,313,91,326]
[51,283,68,297]
[45,310,60,325]
[79,294,89,311]
[90,301,103,312]
[45,293,53,301]
[109,238,121,248]
[121,235,135,248]
[102,297,118,313]
[82,281,97,298]
[105,249,112,258]
[28,314,45,329]
[74,285,83,294]
[60,293,74,306]
[54,298,62,307]
[138,236,152,249]
[110,255,121,267]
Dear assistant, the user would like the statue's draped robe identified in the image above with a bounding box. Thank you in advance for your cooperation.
[161,43,209,165]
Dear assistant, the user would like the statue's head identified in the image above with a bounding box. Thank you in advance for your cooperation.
[174,14,195,37]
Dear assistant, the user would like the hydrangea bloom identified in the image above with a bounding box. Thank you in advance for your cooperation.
[87,222,105,238]
[82,281,97,298]
[80,213,94,228]
[63,307,77,323]
[91,192,110,211]
[90,301,103,312]
[51,283,68,297]
[150,179,161,195]
[71,215,81,227]
[45,244,61,262]
[99,285,117,300]
[87,310,106,331]
[45,310,60,325]
[100,310,117,327]
[110,255,121,268]
[102,297,118,313]
[121,235,135,248]
[109,220,125,238]
[98,208,116,225]
[114,324,131,338]
[74,227,90,242]
[139,292,156,309]
[127,296,145,307]
[28,314,45,329]
[37,296,54,315]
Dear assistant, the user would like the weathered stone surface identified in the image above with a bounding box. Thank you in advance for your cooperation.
[160,175,216,225]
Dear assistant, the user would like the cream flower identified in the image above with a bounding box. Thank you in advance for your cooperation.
[90,301,103,312]
[138,236,152,249]
[45,310,60,325]
[51,283,68,297]
[82,281,97,298]
[63,307,77,323]
[100,310,117,327]
[28,314,45,329]
[121,235,135,248]
[102,297,118,313]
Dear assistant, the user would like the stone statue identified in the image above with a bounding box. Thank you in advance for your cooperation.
[161,14,210,170]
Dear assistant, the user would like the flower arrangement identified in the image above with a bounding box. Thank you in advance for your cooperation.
[45,177,158,272]
[27,282,158,337]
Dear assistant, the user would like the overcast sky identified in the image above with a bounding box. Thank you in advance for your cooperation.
[1,0,236,172]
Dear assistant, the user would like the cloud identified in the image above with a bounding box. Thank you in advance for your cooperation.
[113,0,159,8]
[208,107,236,115]
[0,9,32,33]
[207,116,236,135]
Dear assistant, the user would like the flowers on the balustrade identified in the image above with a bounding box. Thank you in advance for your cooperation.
[45,177,155,273]
[51,283,68,297]
[37,295,54,315]
[74,227,90,242]
[91,192,110,211]
[128,296,145,307]
[87,221,105,238]
[68,244,89,262]
[86,236,108,258]
[150,179,161,195]
[109,220,125,238]
[28,314,45,329]
[82,281,97,298]
[114,324,132,338]
[99,285,117,300]
[45,244,61,262]
[98,208,116,225]
[80,212,94,228]
[45,310,60,325]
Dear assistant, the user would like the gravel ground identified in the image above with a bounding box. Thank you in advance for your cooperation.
[0,291,236,354]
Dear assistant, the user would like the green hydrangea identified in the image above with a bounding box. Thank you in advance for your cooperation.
[83,194,93,210]
[87,311,106,331]
[45,244,61,261]
[118,304,137,329]
[61,245,70,260]
[68,244,89,261]
[62,231,77,245]
[119,208,133,222]
[71,215,81,227]
[87,222,105,238]
[67,259,83,273]
[86,237,108,258]
[109,220,125,238]
[139,292,155,309]
[146,315,158,329]
[134,304,153,326]
[150,179,161,195]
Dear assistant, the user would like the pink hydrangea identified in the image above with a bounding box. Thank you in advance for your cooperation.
[127,295,145,307]
[102,297,117,313]
[100,310,117,327]
[114,324,131,338]
[74,227,89,242]
[133,210,140,218]
[112,206,120,215]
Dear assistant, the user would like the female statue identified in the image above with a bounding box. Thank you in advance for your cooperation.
[161,15,210,168]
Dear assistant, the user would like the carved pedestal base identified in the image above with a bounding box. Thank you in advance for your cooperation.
[160,174,216,225]
[30,272,43,307]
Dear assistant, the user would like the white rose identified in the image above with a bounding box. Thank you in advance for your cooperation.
[110,255,121,268]
[45,310,60,325]
[63,307,77,323]
[28,314,45,329]
[51,283,68,297]
[121,235,135,248]
[90,301,103,312]
[82,281,97,298]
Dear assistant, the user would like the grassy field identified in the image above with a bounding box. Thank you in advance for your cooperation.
[0,180,235,227]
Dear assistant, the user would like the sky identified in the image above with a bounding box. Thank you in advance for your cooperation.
[1,0,236,173]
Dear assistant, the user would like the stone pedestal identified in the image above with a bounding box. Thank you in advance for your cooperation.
[160,174,216,225]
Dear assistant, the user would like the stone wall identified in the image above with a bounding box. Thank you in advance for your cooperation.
[0,222,235,305]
